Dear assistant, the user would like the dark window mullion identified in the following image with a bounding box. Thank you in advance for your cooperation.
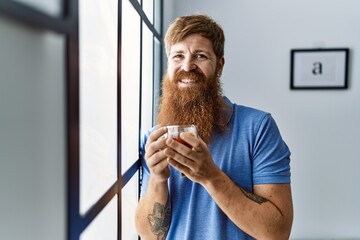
[64,0,81,238]
[137,0,144,204]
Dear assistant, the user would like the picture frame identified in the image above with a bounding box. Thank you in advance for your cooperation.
[290,48,349,89]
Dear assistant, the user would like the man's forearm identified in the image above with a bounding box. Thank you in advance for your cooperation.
[135,177,171,240]
[202,170,293,239]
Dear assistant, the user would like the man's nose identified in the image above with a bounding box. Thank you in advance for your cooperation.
[181,58,196,72]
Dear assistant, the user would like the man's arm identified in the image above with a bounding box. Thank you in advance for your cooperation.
[135,177,170,240]
[135,127,172,239]
[164,133,293,239]
[203,169,293,240]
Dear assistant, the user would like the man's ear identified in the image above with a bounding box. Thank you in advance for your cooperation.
[217,57,225,74]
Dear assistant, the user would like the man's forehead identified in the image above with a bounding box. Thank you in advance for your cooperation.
[169,36,214,54]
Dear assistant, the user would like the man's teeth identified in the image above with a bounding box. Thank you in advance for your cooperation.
[181,79,195,83]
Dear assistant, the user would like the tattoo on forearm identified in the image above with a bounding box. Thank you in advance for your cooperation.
[240,188,268,204]
[147,200,171,240]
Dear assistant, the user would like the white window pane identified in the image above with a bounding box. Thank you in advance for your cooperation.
[79,0,118,215]
[141,24,154,136]
[122,173,139,240]
[121,0,141,174]
[80,196,118,240]
[142,0,153,24]
[12,0,62,16]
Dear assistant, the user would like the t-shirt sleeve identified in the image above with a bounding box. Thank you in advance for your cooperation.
[252,114,291,184]
[139,129,152,197]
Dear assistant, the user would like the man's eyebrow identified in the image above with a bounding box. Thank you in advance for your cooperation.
[170,49,184,55]
[193,49,211,54]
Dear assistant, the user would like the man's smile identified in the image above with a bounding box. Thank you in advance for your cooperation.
[179,78,197,87]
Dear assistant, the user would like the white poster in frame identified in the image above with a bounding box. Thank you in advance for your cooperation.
[290,48,349,89]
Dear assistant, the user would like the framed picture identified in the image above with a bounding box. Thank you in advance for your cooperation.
[290,48,349,89]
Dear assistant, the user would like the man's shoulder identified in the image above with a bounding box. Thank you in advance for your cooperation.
[236,104,268,115]
[224,96,270,120]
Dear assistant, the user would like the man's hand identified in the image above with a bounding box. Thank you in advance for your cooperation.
[164,132,220,182]
[145,127,171,182]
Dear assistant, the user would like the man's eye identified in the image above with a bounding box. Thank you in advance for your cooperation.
[195,54,207,59]
[173,54,183,59]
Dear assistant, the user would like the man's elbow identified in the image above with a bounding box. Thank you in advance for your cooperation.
[264,210,293,240]
[274,212,293,240]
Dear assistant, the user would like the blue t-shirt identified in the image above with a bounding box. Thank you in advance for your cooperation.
[139,97,291,240]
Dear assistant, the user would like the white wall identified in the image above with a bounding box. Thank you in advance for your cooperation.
[164,0,360,239]
[0,16,66,240]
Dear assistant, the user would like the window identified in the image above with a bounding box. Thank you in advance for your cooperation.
[0,0,163,239]
[76,0,163,239]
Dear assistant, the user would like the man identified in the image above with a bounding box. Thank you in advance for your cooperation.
[135,14,293,240]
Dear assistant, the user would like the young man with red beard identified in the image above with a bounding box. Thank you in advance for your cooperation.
[135,15,293,240]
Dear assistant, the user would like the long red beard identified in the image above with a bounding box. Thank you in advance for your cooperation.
[157,68,227,144]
